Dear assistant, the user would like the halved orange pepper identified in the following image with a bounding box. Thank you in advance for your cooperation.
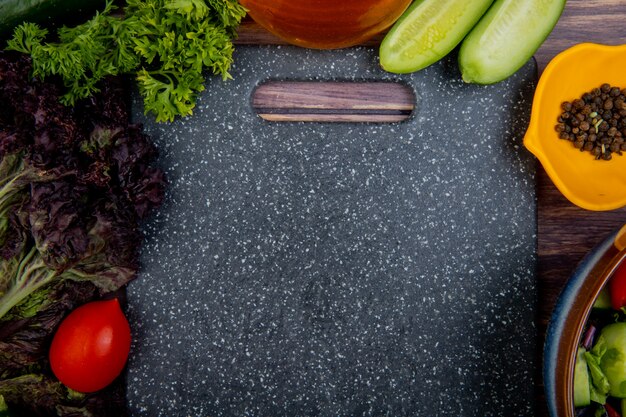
[524,43,626,211]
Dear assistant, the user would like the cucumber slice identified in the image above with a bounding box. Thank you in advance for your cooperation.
[574,347,591,407]
[459,0,565,84]
[594,287,612,310]
[379,0,495,74]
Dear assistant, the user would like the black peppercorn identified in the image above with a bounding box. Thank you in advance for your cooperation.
[599,121,610,132]
[592,146,602,157]
[556,83,626,160]
[594,96,604,107]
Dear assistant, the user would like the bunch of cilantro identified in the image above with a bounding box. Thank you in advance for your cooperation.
[5,0,246,122]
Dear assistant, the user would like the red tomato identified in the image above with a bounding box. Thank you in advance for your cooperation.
[610,260,626,310]
[49,298,131,393]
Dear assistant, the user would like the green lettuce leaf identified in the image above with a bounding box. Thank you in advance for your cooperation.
[585,335,611,404]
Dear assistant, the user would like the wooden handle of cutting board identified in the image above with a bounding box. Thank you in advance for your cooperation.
[252,81,415,122]
[239,21,413,123]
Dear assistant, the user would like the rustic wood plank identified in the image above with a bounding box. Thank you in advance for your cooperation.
[235,19,285,45]
[534,0,626,73]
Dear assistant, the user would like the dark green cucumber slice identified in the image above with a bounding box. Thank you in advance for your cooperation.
[0,0,105,41]
[379,0,494,74]
[574,347,591,407]
[459,0,566,84]
[594,287,612,310]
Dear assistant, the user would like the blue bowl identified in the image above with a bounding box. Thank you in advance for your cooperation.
[544,227,626,417]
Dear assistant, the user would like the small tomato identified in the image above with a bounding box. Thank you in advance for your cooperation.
[610,260,626,311]
[49,298,131,393]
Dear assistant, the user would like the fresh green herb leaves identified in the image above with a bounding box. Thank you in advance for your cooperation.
[7,2,131,106]
[125,0,243,121]
[6,0,246,122]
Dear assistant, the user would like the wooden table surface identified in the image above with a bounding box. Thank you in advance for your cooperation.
[534,2,626,415]
[236,2,626,414]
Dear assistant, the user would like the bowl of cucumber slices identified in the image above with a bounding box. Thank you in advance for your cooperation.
[545,225,626,417]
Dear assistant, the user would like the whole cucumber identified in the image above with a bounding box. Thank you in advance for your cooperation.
[0,0,106,41]
[379,0,495,74]
[459,0,566,84]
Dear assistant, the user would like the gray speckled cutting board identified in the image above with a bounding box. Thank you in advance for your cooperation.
[126,45,537,417]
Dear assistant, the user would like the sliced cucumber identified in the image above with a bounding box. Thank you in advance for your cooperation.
[459,0,566,84]
[594,287,612,310]
[574,347,591,407]
[379,0,494,74]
